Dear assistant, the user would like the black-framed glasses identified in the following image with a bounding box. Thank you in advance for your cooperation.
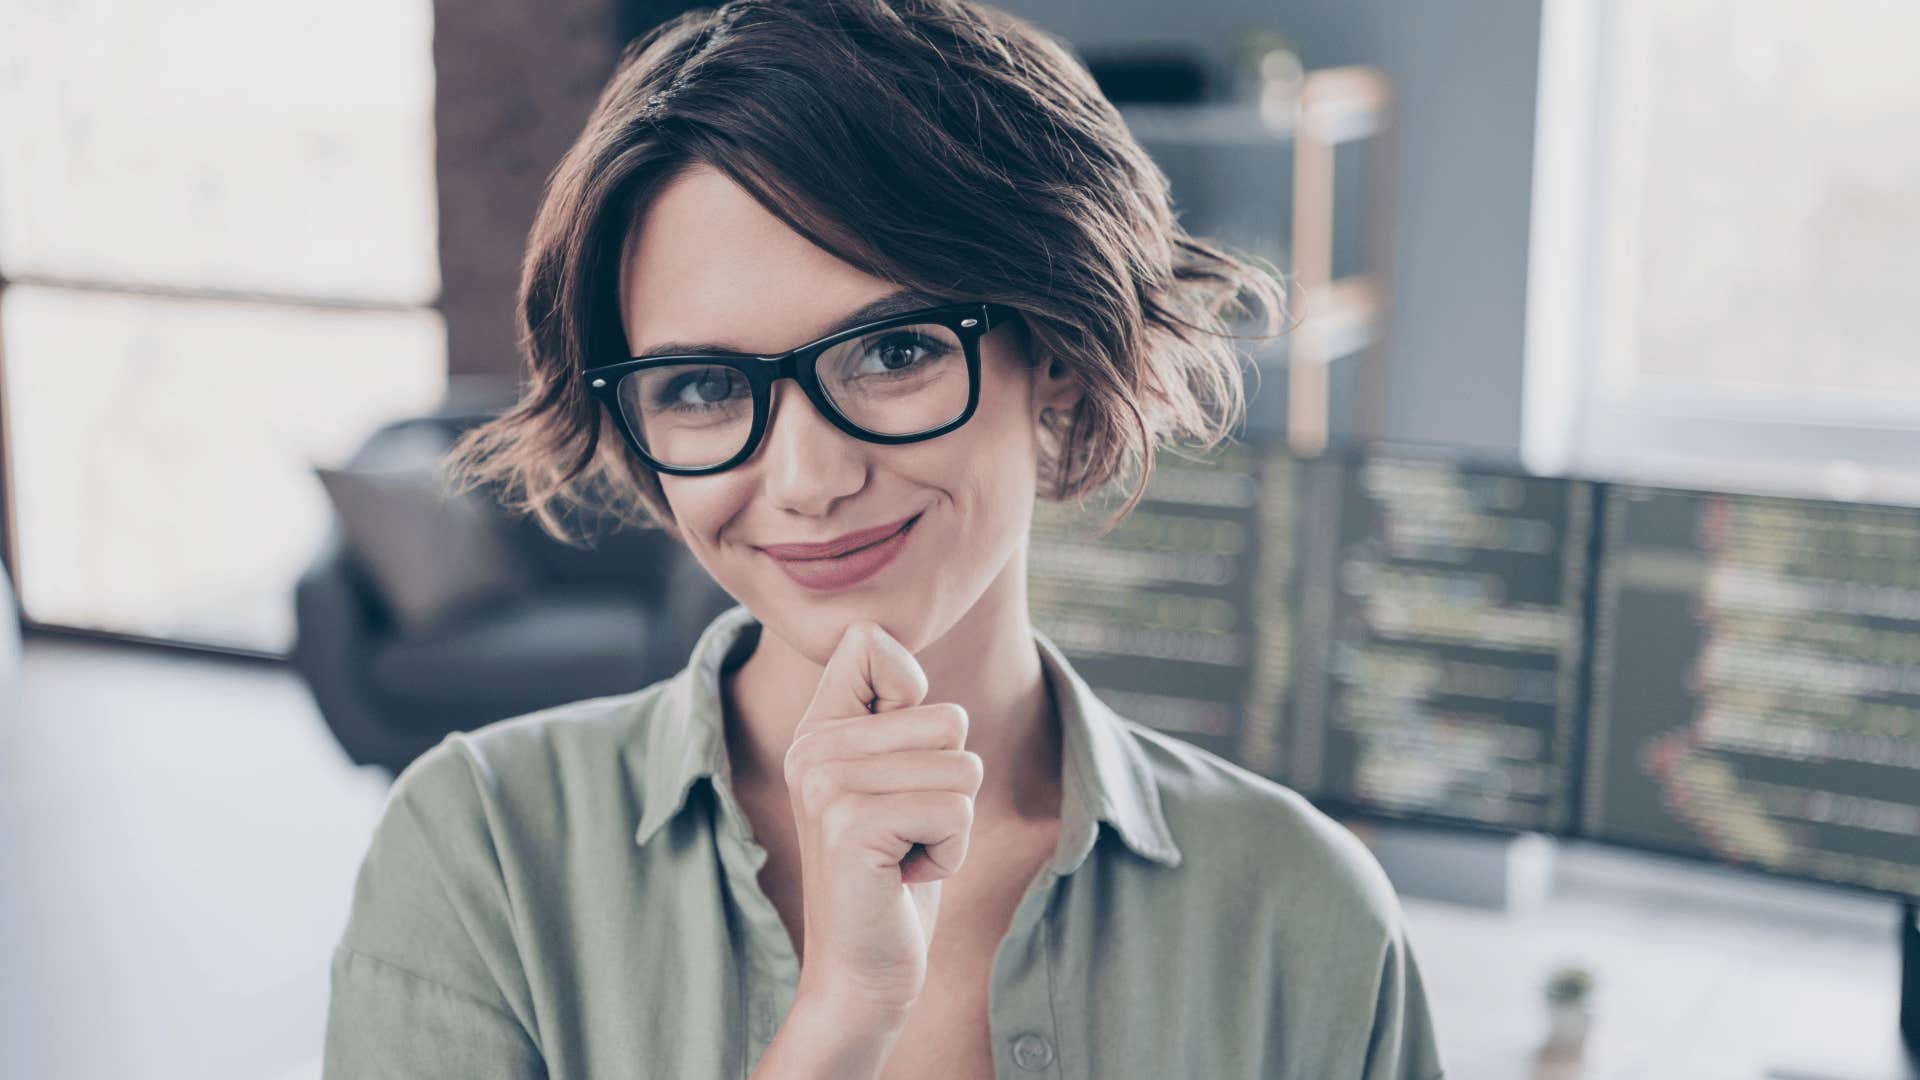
[583,301,1018,476]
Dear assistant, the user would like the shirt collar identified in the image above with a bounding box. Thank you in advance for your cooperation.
[631,604,1183,873]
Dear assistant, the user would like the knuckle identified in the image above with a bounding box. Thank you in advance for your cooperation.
[960,751,985,790]
[782,737,813,784]
[819,795,860,841]
[798,762,840,812]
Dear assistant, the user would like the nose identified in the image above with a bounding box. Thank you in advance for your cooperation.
[754,380,868,516]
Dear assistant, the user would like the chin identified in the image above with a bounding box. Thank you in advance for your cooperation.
[741,529,955,662]
[794,593,940,661]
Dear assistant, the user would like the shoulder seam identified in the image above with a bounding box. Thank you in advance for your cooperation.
[333,942,541,1047]
[393,764,533,1023]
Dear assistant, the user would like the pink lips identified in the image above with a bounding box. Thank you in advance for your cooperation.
[759,513,921,592]
[758,514,920,559]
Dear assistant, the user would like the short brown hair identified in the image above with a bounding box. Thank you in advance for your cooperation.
[442,0,1288,545]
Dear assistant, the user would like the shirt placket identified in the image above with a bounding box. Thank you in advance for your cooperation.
[988,864,1067,1078]
[985,690,1107,1080]
[710,776,802,1072]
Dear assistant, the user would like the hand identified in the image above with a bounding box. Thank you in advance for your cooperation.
[783,620,982,1022]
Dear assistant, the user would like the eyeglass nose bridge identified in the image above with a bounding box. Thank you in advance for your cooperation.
[731,341,845,458]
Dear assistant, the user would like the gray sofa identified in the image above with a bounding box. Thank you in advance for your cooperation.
[291,381,736,778]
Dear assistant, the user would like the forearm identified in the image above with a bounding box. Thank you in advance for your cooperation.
[750,992,907,1080]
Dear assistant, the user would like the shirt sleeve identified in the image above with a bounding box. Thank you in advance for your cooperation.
[1361,913,1448,1080]
[322,738,545,1079]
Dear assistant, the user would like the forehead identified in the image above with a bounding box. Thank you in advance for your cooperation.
[619,164,895,357]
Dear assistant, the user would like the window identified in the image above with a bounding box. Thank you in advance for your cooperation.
[1524,0,1920,505]
[0,0,448,653]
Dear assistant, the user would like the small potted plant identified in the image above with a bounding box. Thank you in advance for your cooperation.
[1226,28,1305,127]
[1541,965,1594,1059]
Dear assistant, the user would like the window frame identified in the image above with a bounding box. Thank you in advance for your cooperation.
[1522,0,1920,507]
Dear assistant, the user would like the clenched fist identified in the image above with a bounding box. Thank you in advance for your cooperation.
[783,620,984,1022]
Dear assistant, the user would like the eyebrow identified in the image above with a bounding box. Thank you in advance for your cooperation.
[630,288,952,360]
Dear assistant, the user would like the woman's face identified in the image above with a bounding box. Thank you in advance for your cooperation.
[618,164,1079,664]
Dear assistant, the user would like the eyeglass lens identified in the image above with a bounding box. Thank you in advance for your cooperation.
[616,321,971,469]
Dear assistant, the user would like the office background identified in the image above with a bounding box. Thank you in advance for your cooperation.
[2,1,1917,1077]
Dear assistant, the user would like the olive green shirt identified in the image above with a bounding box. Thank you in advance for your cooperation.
[323,604,1446,1079]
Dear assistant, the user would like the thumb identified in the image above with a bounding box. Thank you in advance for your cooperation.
[800,620,928,726]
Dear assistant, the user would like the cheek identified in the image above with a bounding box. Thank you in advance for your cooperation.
[916,363,1039,492]
[980,358,1044,484]
[658,475,755,571]
[916,370,1043,530]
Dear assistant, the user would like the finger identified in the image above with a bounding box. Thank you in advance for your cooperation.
[791,703,970,763]
[824,790,974,879]
[800,621,927,727]
[793,750,983,813]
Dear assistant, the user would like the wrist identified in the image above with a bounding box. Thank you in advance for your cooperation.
[755,990,908,1080]
[792,975,914,1036]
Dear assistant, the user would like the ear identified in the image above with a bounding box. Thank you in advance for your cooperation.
[1031,354,1084,422]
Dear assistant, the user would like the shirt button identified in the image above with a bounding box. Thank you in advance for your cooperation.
[1011,1031,1055,1070]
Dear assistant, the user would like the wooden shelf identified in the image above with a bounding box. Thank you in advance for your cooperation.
[1117,88,1391,149]
[1226,275,1382,368]
[1117,67,1395,457]
[1117,102,1296,145]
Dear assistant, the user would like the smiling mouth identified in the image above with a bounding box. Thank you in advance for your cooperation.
[760,512,922,561]
[760,511,923,592]
[804,515,913,559]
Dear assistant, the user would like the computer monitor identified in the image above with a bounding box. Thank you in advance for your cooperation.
[1281,452,1596,832]
[1029,442,1594,833]
[1583,484,1920,899]
[1026,438,1279,765]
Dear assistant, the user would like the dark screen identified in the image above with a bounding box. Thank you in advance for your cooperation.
[1286,455,1593,831]
[1027,439,1288,765]
[1586,486,1920,897]
[1028,444,1590,833]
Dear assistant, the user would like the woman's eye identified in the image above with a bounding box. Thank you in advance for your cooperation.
[856,332,946,375]
[658,367,745,409]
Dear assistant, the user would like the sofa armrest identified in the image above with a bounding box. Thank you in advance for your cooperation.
[289,527,440,775]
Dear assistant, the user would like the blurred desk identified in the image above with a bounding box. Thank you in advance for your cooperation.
[1398,840,1918,1080]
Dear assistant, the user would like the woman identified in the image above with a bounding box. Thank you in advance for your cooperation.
[323,1,1446,1077]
